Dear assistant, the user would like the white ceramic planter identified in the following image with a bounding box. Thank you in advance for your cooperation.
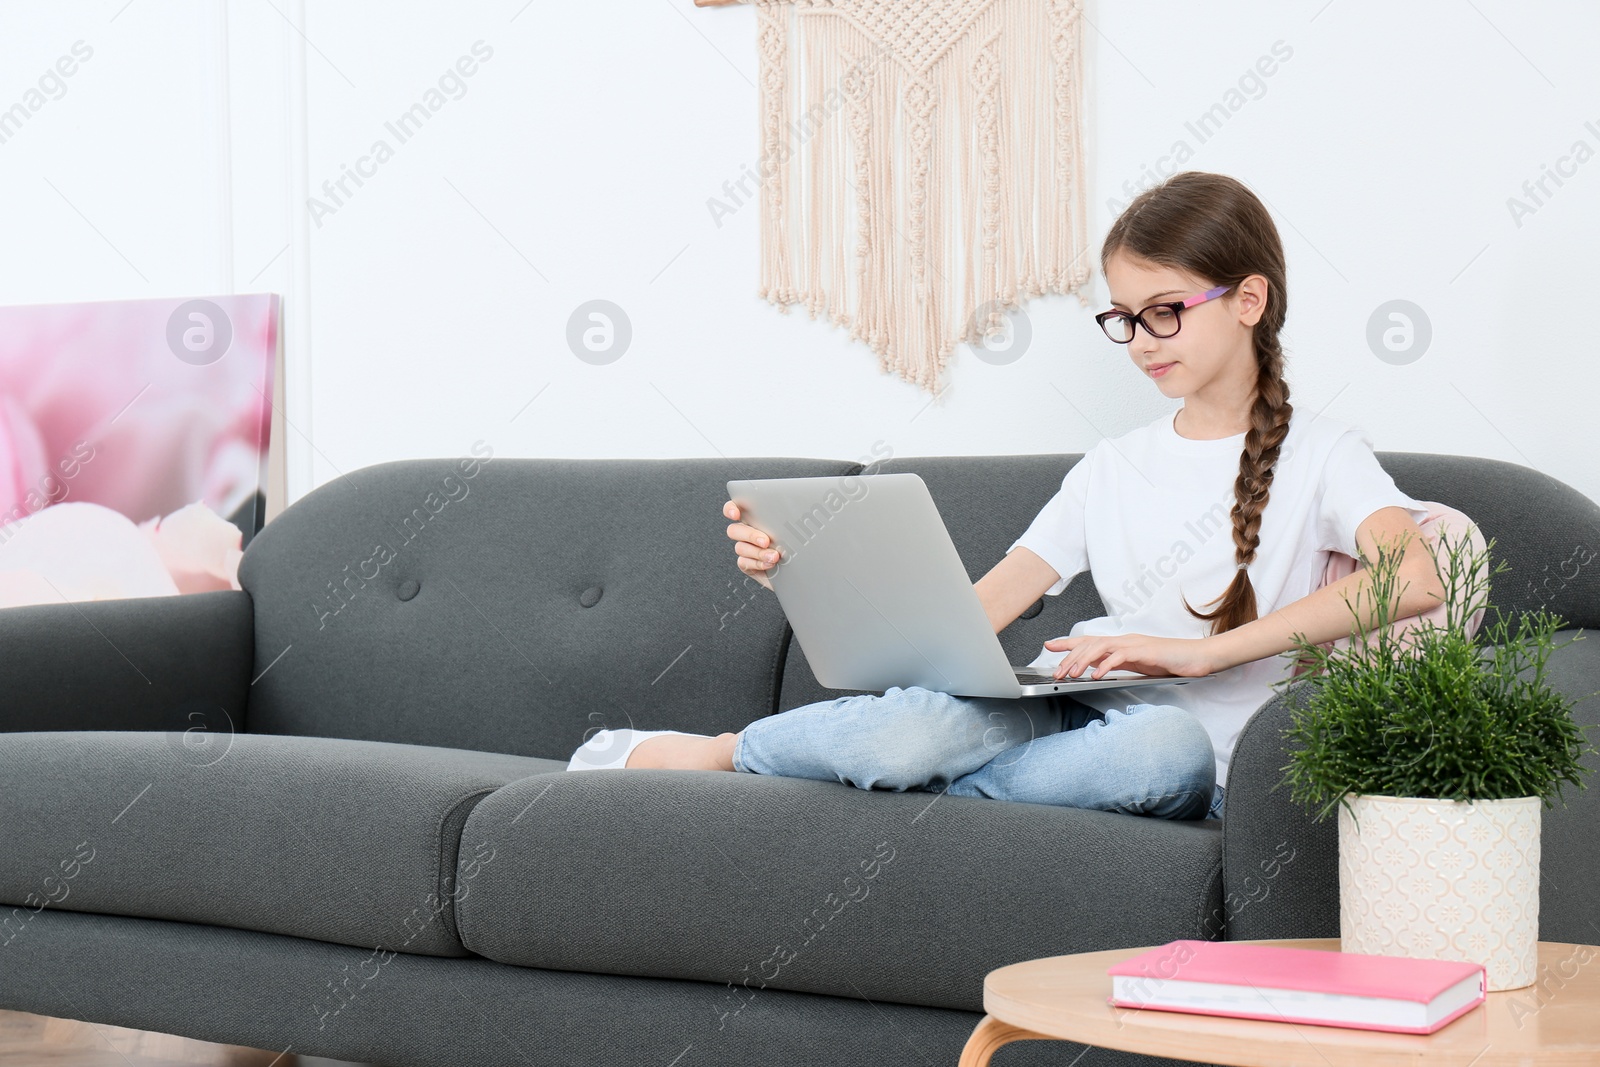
[1337,793,1541,991]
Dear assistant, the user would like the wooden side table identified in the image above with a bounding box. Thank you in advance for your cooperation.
[960,938,1600,1067]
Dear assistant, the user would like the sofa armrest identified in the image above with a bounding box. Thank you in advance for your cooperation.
[1218,679,1338,940]
[1530,629,1600,943]
[1222,629,1600,943]
[0,589,253,734]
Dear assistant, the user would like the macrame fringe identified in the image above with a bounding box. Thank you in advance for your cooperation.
[751,0,1092,396]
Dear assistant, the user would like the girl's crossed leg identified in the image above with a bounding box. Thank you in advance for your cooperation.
[731,685,1216,819]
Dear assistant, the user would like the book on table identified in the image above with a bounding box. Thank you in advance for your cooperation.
[1106,940,1486,1035]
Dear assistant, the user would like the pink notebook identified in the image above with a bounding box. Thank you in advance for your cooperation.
[1106,940,1486,1034]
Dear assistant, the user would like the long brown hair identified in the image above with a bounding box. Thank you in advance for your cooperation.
[1101,171,1292,636]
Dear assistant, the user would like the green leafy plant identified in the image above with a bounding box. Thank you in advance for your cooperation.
[1274,524,1596,822]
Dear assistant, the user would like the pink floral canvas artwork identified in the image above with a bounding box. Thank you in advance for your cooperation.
[0,293,279,609]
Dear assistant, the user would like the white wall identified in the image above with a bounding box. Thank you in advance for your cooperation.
[2,0,1595,512]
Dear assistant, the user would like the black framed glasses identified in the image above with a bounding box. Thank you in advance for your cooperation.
[1095,284,1234,344]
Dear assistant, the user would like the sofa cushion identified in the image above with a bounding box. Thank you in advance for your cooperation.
[453,768,1224,1013]
[236,456,859,761]
[775,451,1600,711]
[0,731,560,957]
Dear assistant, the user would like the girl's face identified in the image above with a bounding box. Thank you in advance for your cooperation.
[1102,250,1267,400]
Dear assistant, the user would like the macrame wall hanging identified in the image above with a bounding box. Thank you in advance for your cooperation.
[699,0,1092,395]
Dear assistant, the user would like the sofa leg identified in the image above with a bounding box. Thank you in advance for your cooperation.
[958,1015,1054,1066]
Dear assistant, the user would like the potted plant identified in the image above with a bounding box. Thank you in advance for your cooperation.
[1275,524,1595,991]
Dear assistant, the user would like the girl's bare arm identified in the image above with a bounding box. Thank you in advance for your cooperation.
[1208,506,1450,670]
[974,547,1061,634]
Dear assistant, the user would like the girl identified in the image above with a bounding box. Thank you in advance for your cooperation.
[565,171,1447,822]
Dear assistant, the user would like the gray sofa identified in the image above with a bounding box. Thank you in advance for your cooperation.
[2,448,1596,1067]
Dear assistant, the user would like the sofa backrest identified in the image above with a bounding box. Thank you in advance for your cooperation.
[775,450,1600,714]
[239,448,1599,764]
[237,455,855,758]
[1377,451,1600,632]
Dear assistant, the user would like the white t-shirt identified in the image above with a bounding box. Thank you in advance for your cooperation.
[1008,406,1430,785]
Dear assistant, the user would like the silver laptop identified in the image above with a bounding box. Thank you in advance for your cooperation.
[725,472,1213,699]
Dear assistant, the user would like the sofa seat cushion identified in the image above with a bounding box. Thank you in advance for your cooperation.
[455,768,1224,1013]
[0,731,561,957]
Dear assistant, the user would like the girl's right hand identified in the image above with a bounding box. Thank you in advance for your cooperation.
[723,500,777,590]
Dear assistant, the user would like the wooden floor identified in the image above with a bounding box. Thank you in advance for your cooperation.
[0,1010,382,1067]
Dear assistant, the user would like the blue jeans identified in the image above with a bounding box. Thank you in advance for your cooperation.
[732,686,1219,820]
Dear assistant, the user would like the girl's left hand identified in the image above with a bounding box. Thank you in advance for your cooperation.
[1043,634,1220,680]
